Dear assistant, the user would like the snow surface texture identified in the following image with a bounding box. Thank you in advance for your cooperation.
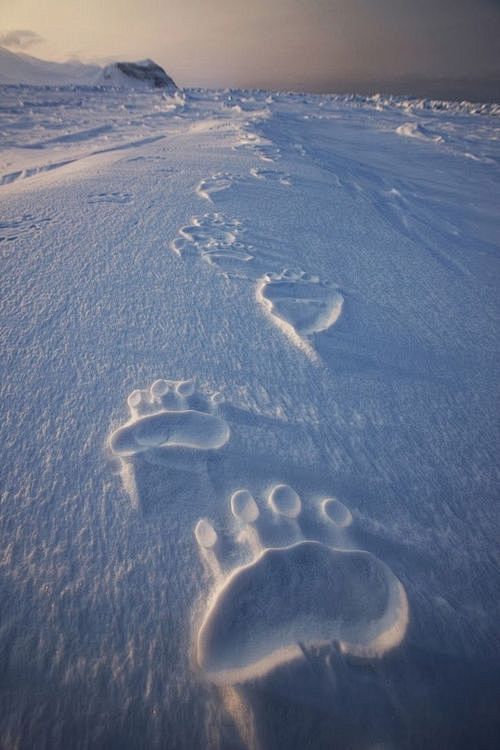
[1,82,499,749]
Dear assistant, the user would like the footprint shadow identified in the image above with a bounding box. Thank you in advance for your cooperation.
[109,378,230,517]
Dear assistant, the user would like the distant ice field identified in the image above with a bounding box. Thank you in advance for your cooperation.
[1,84,499,749]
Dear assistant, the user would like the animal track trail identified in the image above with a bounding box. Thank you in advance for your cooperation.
[257,269,344,359]
[169,221,342,363]
[87,191,133,205]
[196,172,234,202]
[0,213,52,243]
[250,167,291,186]
[255,144,281,163]
[233,128,281,164]
[197,165,290,206]
[194,486,409,685]
[170,213,254,273]
[170,174,342,362]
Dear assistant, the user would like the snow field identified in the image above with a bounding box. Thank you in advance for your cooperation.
[1,83,499,748]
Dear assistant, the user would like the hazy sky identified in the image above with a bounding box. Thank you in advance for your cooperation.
[1,0,499,89]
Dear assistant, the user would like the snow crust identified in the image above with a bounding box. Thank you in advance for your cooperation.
[0,82,499,749]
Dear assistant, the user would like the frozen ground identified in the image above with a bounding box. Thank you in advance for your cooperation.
[0,83,499,749]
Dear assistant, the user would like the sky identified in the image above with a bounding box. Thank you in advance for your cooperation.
[0,0,499,93]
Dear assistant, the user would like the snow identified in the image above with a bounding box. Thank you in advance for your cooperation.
[0,82,499,748]
[197,538,409,684]
[0,47,176,91]
[0,46,99,86]
[395,120,444,143]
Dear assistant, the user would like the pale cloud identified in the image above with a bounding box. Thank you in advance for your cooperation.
[0,29,44,49]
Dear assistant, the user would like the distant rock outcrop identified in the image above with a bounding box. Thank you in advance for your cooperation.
[101,59,177,90]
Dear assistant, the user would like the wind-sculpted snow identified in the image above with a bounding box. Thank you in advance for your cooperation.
[0,85,184,187]
[282,89,500,117]
[395,121,444,143]
[195,486,409,684]
[361,92,500,117]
